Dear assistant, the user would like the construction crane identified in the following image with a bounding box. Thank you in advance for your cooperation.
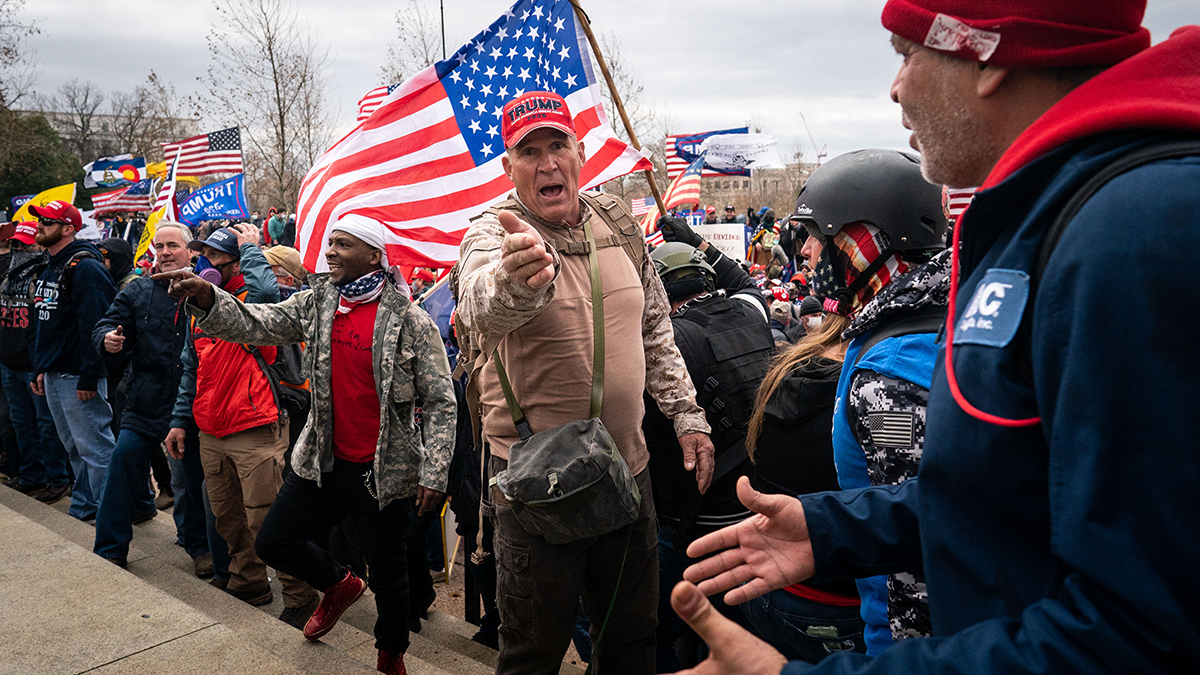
[798,111,828,166]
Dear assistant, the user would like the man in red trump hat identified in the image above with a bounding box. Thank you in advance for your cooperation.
[455,90,715,674]
[676,2,1200,674]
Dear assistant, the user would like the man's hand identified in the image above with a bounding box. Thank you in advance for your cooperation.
[658,215,704,248]
[683,476,815,606]
[670,581,788,675]
[231,222,260,247]
[30,373,44,396]
[103,326,126,354]
[679,432,715,494]
[152,269,216,310]
[77,389,97,402]
[498,210,555,290]
[165,428,186,460]
[416,486,446,517]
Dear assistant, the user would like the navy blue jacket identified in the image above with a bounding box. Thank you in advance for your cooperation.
[785,26,1200,672]
[92,276,189,441]
[32,239,117,390]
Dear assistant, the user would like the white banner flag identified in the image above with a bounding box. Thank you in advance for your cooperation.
[700,133,786,171]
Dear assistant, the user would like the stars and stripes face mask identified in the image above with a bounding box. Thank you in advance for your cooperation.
[336,269,388,314]
[809,222,909,317]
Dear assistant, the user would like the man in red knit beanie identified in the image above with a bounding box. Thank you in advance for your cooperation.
[677,2,1200,674]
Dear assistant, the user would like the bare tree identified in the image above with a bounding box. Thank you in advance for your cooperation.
[39,79,109,160]
[201,0,334,212]
[0,0,38,109]
[109,72,201,162]
[591,31,658,201]
[380,0,442,85]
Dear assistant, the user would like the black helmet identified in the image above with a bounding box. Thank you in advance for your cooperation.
[793,149,947,254]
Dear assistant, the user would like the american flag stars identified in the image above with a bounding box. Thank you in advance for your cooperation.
[438,0,591,164]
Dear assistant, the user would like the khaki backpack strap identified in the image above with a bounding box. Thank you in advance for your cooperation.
[579,192,647,272]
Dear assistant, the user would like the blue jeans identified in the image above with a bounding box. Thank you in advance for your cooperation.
[741,588,867,664]
[93,429,159,561]
[0,365,69,487]
[42,373,116,520]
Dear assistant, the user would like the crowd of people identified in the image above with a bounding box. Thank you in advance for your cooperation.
[1,1,1198,674]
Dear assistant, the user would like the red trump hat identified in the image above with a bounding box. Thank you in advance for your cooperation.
[501,91,577,149]
[28,200,84,230]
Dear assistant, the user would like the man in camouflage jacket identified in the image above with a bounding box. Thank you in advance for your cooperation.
[156,216,454,673]
[456,91,714,675]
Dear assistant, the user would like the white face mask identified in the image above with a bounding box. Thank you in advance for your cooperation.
[804,315,823,332]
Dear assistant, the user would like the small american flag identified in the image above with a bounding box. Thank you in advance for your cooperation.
[866,410,916,448]
[152,159,180,217]
[91,179,152,214]
[943,186,977,219]
[629,196,652,217]
[639,153,705,243]
[357,84,400,123]
[296,0,653,270]
[161,127,244,177]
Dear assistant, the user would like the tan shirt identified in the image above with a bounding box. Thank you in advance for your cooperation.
[457,193,709,474]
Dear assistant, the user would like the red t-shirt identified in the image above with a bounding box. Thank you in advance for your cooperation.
[331,301,381,463]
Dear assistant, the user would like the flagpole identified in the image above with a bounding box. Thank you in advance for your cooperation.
[568,0,667,216]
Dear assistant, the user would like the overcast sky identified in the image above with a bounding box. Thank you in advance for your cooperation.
[25,0,1196,163]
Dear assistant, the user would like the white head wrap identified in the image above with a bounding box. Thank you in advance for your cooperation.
[328,213,413,296]
[330,214,388,266]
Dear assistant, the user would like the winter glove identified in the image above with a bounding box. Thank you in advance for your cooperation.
[658,215,704,248]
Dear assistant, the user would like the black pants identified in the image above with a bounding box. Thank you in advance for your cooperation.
[256,457,414,653]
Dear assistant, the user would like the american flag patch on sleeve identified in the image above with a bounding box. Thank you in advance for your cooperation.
[866,411,916,448]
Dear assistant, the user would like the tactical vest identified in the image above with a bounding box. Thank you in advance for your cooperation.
[451,192,647,449]
[671,293,774,452]
[648,292,774,540]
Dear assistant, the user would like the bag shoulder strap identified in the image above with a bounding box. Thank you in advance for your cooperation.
[853,305,946,367]
[494,213,606,438]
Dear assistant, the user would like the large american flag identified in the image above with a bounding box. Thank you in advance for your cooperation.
[161,127,244,176]
[639,153,706,246]
[357,84,400,123]
[91,179,152,214]
[296,0,653,270]
[665,127,748,181]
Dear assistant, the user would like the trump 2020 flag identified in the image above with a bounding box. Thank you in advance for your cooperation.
[177,175,251,225]
[296,0,654,270]
[84,155,148,189]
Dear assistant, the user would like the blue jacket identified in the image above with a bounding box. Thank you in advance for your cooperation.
[92,276,189,441]
[32,239,117,390]
[786,27,1200,673]
[832,331,939,656]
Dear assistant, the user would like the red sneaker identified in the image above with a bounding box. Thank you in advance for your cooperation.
[376,649,407,675]
[302,569,367,641]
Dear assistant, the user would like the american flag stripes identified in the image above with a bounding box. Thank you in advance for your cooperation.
[90,179,152,214]
[943,186,977,219]
[638,153,706,244]
[295,0,653,271]
[357,84,400,123]
[161,127,244,177]
[629,196,652,217]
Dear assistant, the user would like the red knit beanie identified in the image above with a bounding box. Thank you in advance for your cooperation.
[881,0,1150,67]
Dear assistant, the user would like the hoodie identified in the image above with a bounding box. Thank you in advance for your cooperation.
[790,25,1200,674]
[32,239,117,390]
[97,237,136,290]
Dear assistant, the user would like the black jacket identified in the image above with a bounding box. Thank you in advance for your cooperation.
[32,240,115,389]
[0,251,48,371]
[92,276,189,441]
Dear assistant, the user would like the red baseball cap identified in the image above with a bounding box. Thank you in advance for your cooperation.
[29,200,84,230]
[501,91,577,149]
[3,221,37,245]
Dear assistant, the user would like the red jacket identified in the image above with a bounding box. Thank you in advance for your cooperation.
[191,278,279,437]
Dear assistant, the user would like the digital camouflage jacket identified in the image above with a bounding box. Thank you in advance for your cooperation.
[191,272,457,508]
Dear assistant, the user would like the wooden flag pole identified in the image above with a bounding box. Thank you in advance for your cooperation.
[569,0,667,216]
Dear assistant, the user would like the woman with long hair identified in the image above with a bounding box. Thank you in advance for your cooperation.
[739,306,867,663]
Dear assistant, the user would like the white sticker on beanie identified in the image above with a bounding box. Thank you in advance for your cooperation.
[924,14,1001,61]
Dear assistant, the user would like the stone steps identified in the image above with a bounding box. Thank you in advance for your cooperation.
[3,483,585,674]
